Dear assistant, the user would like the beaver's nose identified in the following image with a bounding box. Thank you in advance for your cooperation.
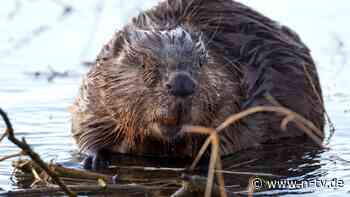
[166,73,196,97]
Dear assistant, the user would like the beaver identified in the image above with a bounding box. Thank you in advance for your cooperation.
[70,0,324,170]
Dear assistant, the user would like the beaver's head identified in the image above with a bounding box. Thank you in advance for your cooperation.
[103,26,237,143]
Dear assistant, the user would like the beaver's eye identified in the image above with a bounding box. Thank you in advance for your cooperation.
[199,58,205,67]
[198,62,202,68]
[141,64,145,69]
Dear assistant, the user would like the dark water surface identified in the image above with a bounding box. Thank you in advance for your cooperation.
[0,0,350,196]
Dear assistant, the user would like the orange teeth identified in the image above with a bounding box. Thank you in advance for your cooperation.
[159,117,178,125]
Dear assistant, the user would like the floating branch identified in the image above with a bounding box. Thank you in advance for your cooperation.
[0,152,23,162]
[0,108,76,197]
[13,159,116,184]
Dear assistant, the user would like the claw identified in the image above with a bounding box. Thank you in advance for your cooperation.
[82,155,93,170]
[81,149,111,170]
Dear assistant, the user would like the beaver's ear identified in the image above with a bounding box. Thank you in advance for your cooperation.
[96,31,124,62]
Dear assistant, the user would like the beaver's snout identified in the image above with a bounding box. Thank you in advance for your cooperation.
[165,72,196,97]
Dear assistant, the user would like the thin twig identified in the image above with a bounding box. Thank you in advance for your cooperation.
[265,93,324,142]
[214,147,228,197]
[0,152,22,162]
[247,177,256,197]
[0,129,8,143]
[30,167,45,188]
[189,131,212,171]
[226,159,258,169]
[109,165,185,172]
[217,170,279,177]
[0,108,76,197]
[206,134,219,197]
[183,127,227,197]
[219,106,323,145]
[281,114,295,130]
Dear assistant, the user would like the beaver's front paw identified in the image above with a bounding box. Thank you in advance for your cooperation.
[82,149,111,170]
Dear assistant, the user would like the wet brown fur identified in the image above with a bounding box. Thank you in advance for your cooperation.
[71,0,324,158]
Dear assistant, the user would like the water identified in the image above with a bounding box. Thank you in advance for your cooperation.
[0,0,349,196]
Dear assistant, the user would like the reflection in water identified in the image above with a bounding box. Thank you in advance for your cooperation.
[222,138,325,194]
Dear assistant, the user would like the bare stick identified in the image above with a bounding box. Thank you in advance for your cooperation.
[0,152,22,162]
[183,126,215,172]
[281,114,295,131]
[0,129,8,143]
[0,108,76,197]
[226,159,258,169]
[13,159,115,184]
[216,106,324,145]
[265,93,324,139]
[30,167,46,188]
[183,127,227,197]
[214,143,228,197]
[217,170,279,177]
[206,134,218,197]
[189,131,212,171]
[109,165,185,172]
[247,177,256,197]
